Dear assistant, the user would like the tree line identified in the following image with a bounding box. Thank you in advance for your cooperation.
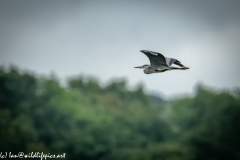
[0,67,239,160]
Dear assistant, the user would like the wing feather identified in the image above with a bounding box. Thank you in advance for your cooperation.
[165,57,177,66]
[142,51,168,69]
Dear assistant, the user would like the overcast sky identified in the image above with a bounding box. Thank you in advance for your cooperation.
[1,0,240,97]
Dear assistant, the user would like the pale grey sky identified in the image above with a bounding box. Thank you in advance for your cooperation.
[1,0,240,97]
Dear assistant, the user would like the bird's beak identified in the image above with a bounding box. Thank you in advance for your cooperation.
[134,66,142,69]
[140,50,144,53]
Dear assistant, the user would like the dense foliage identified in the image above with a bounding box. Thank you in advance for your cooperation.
[0,67,239,160]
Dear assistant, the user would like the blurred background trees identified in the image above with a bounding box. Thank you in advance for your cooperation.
[0,67,239,160]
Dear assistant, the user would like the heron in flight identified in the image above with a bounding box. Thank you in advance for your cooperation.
[134,50,189,74]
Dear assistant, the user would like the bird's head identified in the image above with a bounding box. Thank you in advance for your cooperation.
[134,64,149,69]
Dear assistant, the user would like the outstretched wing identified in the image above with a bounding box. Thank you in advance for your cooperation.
[142,51,168,69]
[173,59,186,67]
[165,57,176,66]
[165,57,186,67]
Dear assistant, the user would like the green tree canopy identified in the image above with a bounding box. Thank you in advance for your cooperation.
[0,67,239,160]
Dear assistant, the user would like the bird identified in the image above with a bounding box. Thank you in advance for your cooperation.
[134,50,189,74]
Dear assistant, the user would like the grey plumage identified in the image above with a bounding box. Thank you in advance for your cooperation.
[134,50,189,74]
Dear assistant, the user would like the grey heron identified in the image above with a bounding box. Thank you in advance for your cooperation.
[134,50,189,74]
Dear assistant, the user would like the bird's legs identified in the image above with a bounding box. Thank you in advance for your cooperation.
[170,67,189,70]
